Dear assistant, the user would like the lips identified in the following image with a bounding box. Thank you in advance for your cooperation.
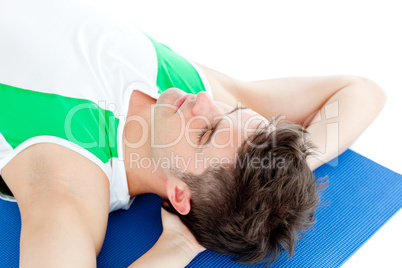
[174,94,190,112]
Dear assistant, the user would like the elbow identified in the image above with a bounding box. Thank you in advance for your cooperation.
[364,77,387,112]
[375,85,387,111]
[351,76,387,112]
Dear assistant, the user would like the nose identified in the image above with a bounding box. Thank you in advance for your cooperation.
[191,91,218,116]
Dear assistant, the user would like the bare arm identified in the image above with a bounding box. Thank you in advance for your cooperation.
[302,77,386,170]
[129,209,205,268]
[199,65,387,170]
[2,143,110,267]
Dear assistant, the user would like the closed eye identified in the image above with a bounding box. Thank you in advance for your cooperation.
[198,106,250,145]
[198,128,210,142]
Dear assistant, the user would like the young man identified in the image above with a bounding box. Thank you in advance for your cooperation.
[0,0,386,267]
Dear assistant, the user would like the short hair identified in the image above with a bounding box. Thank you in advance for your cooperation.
[162,119,325,266]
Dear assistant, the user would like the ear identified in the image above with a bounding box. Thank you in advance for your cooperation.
[165,178,191,215]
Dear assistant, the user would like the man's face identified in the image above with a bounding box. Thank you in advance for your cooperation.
[152,88,268,176]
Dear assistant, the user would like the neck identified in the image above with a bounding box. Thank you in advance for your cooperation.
[123,90,168,199]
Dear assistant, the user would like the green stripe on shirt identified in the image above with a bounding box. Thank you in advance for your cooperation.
[0,83,119,164]
[147,37,206,95]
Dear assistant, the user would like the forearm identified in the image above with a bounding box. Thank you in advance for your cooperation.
[226,74,386,170]
[305,78,386,170]
[232,76,354,125]
[128,233,199,268]
[198,65,386,170]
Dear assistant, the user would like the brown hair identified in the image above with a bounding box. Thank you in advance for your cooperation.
[162,119,325,266]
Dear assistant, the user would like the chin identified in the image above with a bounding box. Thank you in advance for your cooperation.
[157,88,184,106]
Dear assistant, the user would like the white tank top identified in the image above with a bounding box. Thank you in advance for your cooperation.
[0,0,212,212]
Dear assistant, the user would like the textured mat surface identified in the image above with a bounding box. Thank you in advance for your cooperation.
[0,149,401,267]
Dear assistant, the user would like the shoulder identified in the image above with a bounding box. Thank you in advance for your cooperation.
[2,143,110,210]
[2,143,111,254]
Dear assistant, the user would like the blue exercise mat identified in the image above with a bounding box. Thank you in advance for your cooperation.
[1,149,401,267]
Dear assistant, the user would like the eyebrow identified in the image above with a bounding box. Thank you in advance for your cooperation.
[203,106,250,146]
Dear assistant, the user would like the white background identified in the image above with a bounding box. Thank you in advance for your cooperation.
[92,0,401,267]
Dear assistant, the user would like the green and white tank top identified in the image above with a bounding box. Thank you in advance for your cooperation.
[0,0,212,212]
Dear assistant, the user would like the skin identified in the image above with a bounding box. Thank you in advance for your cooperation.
[1,63,386,267]
[141,88,267,214]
